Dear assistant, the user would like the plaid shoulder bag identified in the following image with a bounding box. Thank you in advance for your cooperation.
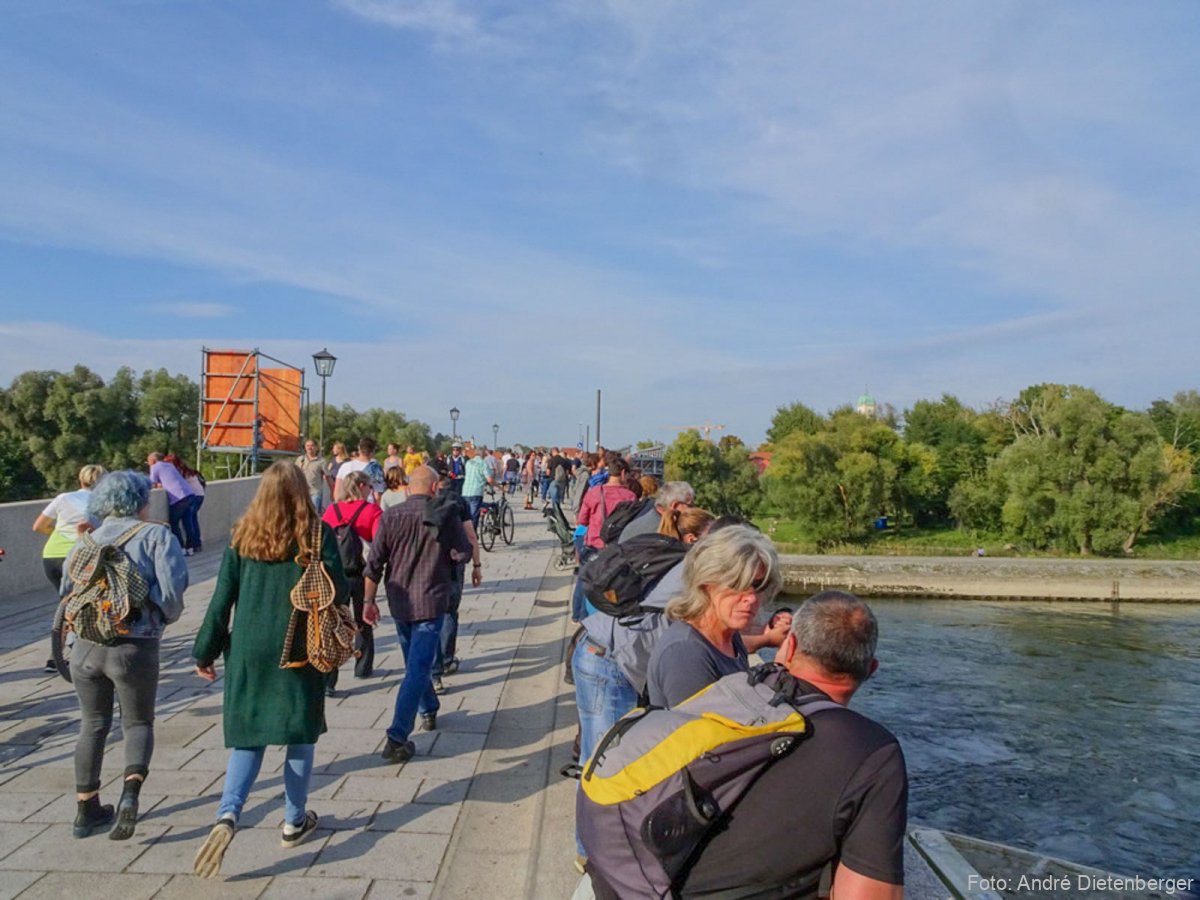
[280,517,358,673]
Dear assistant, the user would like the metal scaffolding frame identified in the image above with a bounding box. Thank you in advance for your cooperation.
[197,347,306,476]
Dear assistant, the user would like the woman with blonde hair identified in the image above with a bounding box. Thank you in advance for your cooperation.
[33,463,106,671]
[645,523,785,709]
[192,461,349,878]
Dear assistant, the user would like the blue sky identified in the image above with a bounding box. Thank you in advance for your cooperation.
[1,1,1198,448]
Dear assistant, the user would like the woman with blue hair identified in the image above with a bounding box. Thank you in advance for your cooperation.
[62,470,188,840]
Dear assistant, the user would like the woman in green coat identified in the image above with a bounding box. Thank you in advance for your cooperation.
[191,461,349,878]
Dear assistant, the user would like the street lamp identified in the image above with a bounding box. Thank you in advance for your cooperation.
[492,423,499,448]
[312,348,337,452]
[450,407,460,441]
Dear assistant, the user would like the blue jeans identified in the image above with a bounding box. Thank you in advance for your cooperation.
[464,494,483,530]
[387,618,441,743]
[167,498,189,549]
[571,546,597,622]
[573,636,638,855]
[433,566,464,677]
[183,495,203,550]
[217,744,314,827]
[310,491,324,514]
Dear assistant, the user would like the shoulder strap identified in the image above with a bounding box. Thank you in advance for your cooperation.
[793,693,844,717]
[347,502,366,527]
[111,522,150,547]
[296,517,323,566]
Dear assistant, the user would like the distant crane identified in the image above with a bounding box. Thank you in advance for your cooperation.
[664,422,726,441]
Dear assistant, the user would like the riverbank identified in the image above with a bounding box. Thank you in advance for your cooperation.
[779,554,1200,601]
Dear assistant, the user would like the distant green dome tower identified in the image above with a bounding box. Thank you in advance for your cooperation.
[856,390,877,418]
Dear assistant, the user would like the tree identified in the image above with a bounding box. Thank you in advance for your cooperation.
[765,402,824,445]
[0,366,141,493]
[717,434,745,453]
[301,403,435,456]
[987,385,1187,554]
[131,368,200,463]
[764,430,878,546]
[1148,390,1200,453]
[664,430,761,517]
[903,394,994,525]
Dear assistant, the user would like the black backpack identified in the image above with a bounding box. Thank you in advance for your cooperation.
[334,502,367,578]
[580,533,688,617]
[599,497,654,545]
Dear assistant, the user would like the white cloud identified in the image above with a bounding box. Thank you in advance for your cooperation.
[2,3,1198,445]
[158,303,234,319]
[332,0,483,46]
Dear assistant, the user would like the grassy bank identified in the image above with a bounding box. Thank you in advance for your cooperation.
[754,517,1200,560]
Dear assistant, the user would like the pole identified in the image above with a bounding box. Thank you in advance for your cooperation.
[196,347,205,470]
[595,389,601,451]
[319,375,327,454]
[586,425,590,453]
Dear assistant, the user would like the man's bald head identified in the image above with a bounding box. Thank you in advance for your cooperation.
[407,465,438,495]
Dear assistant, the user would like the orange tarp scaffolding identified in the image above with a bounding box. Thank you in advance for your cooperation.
[202,349,303,454]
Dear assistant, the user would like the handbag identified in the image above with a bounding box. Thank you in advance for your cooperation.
[280,517,358,673]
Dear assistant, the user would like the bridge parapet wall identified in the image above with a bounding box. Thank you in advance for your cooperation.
[0,476,261,602]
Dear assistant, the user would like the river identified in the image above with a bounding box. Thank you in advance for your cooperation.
[779,598,1200,878]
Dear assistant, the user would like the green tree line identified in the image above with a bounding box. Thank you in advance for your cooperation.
[663,385,1200,556]
[0,366,439,501]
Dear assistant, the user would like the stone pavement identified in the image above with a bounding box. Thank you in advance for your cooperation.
[0,507,582,899]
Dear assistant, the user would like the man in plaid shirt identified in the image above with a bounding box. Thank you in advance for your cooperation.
[363,466,474,763]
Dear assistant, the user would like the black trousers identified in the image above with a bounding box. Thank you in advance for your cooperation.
[327,577,374,688]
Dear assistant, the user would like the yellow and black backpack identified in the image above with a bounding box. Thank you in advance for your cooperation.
[577,666,841,899]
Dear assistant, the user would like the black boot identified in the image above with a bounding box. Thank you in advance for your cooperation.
[73,795,115,838]
[109,777,143,841]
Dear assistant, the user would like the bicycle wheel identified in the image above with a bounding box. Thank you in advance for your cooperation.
[501,503,515,544]
[480,510,497,552]
[50,625,73,683]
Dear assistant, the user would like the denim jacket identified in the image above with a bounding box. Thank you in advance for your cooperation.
[60,516,189,639]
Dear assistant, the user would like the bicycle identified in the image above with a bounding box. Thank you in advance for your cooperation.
[478,486,516,552]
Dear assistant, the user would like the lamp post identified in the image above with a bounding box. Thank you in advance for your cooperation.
[312,348,337,452]
[450,407,460,441]
[492,423,499,448]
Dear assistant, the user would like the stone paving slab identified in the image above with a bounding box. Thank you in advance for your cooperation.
[0,509,579,897]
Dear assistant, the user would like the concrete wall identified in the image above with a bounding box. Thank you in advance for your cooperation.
[0,477,261,602]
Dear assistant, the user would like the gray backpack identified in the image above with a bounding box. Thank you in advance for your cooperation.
[577,666,841,899]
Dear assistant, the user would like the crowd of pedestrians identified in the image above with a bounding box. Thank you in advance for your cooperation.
[31,435,906,897]
[557,447,908,900]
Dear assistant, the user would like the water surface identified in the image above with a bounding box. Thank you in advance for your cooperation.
[781,598,1200,877]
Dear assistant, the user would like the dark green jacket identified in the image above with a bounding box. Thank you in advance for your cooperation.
[193,524,349,747]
